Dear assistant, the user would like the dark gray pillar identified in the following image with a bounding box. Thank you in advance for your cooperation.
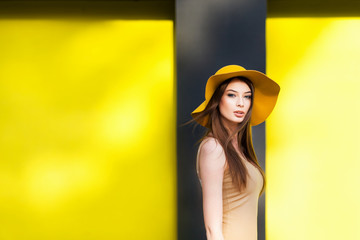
[176,0,267,239]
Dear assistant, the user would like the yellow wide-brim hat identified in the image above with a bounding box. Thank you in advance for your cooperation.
[191,65,280,127]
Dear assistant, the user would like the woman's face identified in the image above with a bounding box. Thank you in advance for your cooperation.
[219,79,252,128]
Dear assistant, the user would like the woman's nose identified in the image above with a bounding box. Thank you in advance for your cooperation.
[236,97,244,107]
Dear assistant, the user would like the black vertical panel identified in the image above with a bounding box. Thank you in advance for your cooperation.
[176,0,267,239]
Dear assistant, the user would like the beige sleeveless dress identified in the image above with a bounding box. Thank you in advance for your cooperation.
[197,141,264,240]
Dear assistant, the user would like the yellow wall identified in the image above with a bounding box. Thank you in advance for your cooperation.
[266,18,360,240]
[0,20,175,239]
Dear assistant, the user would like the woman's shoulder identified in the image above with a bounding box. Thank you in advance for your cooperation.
[199,137,223,154]
[198,137,226,165]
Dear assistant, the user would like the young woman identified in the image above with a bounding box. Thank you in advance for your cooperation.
[191,65,280,240]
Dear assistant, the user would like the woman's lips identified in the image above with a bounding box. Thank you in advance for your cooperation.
[234,111,245,118]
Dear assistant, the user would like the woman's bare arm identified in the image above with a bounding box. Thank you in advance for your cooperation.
[198,138,226,240]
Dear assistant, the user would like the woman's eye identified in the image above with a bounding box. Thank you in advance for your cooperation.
[244,95,252,99]
[227,94,236,97]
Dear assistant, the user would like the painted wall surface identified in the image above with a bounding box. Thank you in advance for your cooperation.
[266,17,360,240]
[0,20,176,240]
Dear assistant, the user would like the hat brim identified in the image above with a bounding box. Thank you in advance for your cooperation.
[192,69,280,127]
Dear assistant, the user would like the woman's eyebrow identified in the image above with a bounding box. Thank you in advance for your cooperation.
[226,89,252,94]
[226,89,238,93]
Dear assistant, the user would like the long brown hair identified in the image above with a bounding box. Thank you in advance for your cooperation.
[194,76,265,194]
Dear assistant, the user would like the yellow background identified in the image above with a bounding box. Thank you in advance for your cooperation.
[0,20,175,239]
[266,18,360,240]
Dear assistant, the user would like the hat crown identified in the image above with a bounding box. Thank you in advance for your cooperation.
[215,65,246,75]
